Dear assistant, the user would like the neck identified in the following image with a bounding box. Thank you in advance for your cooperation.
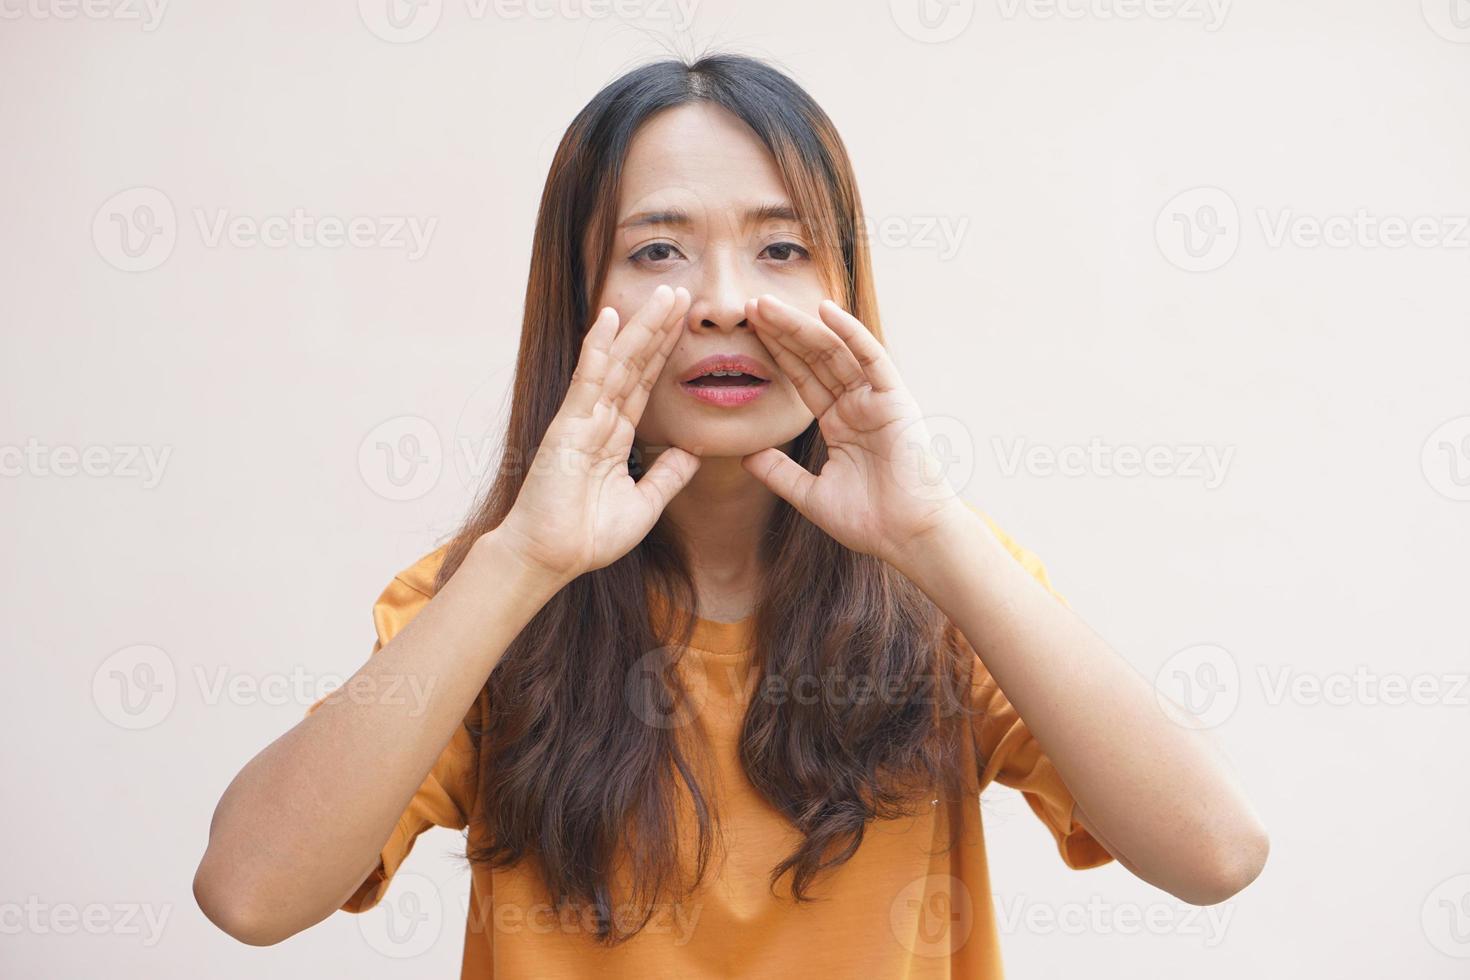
[649,448,783,622]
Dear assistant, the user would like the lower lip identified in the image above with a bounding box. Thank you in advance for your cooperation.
[678,380,771,407]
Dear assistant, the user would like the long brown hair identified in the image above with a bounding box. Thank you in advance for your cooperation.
[435,53,976,943]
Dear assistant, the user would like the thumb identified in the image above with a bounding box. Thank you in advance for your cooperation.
[636,447,701,512]
[742,448,816,515]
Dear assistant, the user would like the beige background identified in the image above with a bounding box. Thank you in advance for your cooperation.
[3,0,1469,976]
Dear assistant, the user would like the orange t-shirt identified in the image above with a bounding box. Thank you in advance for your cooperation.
[314,513,1112,977]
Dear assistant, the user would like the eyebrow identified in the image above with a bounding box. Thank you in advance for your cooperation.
[617,202,801,229]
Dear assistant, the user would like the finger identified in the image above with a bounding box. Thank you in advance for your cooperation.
[602,284,680,407]
[746,296,844,397]
[636,446,702,513]
[816,299,902,392]
[623,302,688,423]
[741,447,818,516]
[744,298,837,417]
[622,287,691,418]
[751,294,869,394]
[564,305,623,417]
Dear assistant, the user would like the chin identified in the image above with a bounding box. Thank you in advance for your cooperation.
[656,417,815,460]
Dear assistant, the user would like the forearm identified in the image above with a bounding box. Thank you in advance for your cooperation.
[194,530,568,944]
[893,510,1269,905]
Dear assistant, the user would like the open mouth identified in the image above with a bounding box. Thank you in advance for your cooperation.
[684,371,771,388]
[677,354,773,406]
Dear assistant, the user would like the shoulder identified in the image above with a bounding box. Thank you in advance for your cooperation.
[386,544,450,597]
[370,544,451,647]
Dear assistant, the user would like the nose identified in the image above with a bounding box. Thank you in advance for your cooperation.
[685,250,749,332]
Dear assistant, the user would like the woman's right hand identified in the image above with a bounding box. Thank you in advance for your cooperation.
[492,284,699,584]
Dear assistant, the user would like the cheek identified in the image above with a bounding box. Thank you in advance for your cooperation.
[598,267,693,325]
[595,285,636,327]
[761,269,833,316]
[595,264,641,321]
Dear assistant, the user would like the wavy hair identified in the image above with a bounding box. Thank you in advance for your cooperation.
[434,53,976,944]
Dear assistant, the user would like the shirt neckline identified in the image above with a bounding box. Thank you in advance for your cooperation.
[647,588,756,657]
[688,611,756,656]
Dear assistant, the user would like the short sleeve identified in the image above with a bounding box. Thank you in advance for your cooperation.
[305,547,476,913]
[966,508,1115,871]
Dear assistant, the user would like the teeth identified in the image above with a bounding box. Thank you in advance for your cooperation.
[688,367,766,383]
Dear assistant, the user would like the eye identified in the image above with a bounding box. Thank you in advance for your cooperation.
[630,241,686,266]
[760,241,810,263]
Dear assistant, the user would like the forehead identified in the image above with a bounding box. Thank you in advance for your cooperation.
[617,103,790,218]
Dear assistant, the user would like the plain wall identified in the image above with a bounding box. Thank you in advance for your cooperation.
[3,0,1468,976]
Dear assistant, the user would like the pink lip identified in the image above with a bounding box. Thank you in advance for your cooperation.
[676,351,773,408]
[679,381,770,407]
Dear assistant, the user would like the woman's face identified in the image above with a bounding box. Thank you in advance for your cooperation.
[593,103,828,462]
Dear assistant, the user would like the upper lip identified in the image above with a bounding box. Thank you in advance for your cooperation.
[678,353,773,384]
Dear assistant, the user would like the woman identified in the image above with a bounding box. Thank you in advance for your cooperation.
[193,53,1269,977]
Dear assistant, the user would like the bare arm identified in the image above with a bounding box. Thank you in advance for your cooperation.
[732,295,1269,905]
[894,512,1269,906]
[193,284,700,946]
[192,532,567,945]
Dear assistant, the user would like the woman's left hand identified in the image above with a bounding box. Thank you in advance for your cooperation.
[741,294,974,572]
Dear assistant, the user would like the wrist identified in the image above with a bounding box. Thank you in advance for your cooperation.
[886,503,1006,600]
[469,528,576,604]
